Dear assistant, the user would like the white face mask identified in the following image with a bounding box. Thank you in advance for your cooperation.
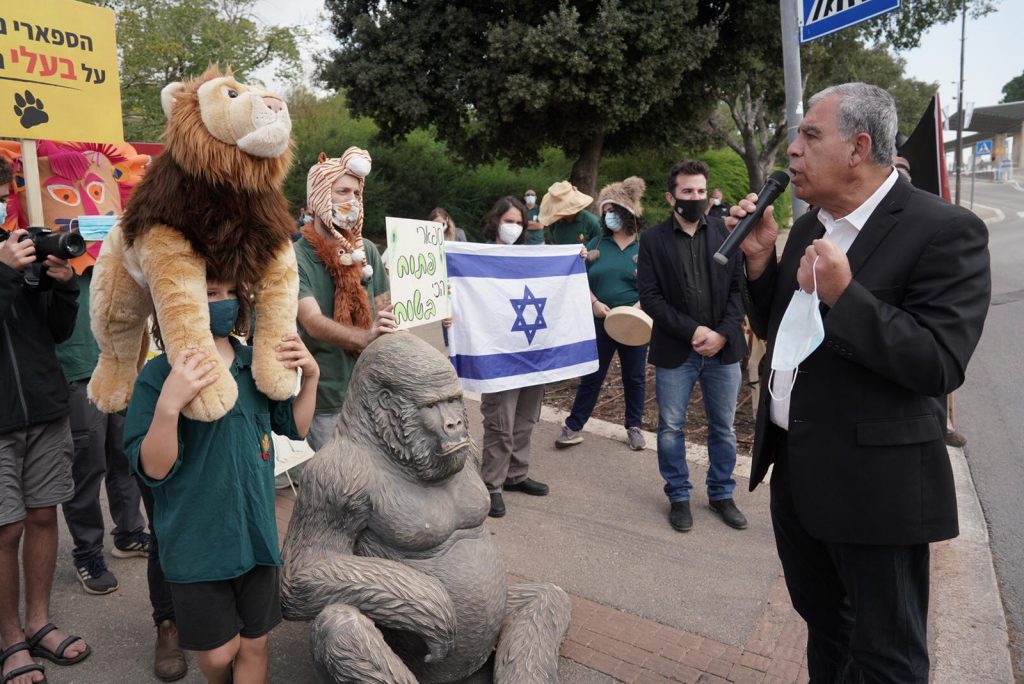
[769,257,825,401]
[524,194,536,207]
[498,221,523,244]
[331,199,362,231]
[711,197,722,206]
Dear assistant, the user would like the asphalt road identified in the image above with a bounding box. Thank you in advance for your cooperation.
[954,178,1024,680]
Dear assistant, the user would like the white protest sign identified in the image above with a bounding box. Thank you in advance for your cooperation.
[385,217,451,330]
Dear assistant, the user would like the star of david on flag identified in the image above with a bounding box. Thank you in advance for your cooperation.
[444,243,598,393]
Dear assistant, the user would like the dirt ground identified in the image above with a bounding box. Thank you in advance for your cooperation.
[543,355,758,453]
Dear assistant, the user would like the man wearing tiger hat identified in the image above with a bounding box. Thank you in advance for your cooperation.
[295,147,394,451]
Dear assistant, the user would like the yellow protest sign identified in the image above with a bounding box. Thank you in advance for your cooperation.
[0,0,122,142]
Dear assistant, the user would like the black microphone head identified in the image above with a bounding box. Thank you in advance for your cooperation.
[767,170,791,190]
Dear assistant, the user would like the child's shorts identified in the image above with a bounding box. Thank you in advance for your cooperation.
[168,564,281,651]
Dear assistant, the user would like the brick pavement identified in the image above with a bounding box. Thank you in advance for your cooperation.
[275,493,810,683]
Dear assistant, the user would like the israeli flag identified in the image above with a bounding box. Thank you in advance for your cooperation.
[445,243,598,394]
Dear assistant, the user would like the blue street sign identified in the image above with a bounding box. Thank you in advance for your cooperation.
[801,0,901,43]
[975,140,992,156]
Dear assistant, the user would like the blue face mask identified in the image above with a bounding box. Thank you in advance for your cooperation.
[0,202,6,225]
[604,211,623,232]
[76,215,117,241]
[208,299,239,338]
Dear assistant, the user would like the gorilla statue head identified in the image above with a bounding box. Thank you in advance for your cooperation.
[344,334,475,482]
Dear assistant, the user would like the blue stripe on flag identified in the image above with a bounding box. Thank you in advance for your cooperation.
[451,340,597,380]
[447,253,586,279]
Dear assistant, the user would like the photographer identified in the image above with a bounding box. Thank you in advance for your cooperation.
[0,159,91,683]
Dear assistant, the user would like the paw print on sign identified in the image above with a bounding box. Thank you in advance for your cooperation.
[13,90,49,129]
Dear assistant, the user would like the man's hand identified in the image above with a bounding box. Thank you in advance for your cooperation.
[691,325,726,357]
[159,349,219,413]
[44,255,75,283]
[0,229,35,271]
[726,194,779,279]
[365,305,397,346]
[592,300,611,318]
[798,239,851,306]
[275,333,319,379]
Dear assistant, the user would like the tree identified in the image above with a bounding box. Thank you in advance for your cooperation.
[319,0,718,198]
[700,0,993,191]
[1002,72,1024,103]
[88,0,305,141]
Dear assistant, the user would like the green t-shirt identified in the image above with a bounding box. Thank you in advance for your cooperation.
[525,206,544,245]
[294,237,389,413]
[54,269,99,383]
[585,234,640,308]
[123,337,299,583]
[549,209,601,245]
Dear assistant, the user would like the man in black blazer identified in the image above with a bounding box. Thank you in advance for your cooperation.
[637,160,748,533]
[734,83,990,682]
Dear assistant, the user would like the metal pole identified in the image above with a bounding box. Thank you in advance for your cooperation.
[970,150,976,209]
[780,0,807,221]
[954,0,966,206]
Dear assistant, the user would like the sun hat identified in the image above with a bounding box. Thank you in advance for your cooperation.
[538,181,593,226]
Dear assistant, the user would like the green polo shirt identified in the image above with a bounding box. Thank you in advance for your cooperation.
[549,209,601,245]
[123,337,299,583]
[54,270,98,383]
[294,237,389,413]
[586,234,640,308]
[525,206,544,244]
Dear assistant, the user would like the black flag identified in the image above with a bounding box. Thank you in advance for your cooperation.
[897,93,951,201]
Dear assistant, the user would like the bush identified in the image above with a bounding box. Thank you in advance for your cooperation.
[283,91,792,243]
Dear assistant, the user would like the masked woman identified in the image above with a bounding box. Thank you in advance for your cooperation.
[555,177,648,451]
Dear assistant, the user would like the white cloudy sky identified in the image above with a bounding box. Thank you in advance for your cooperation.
[252,0,1023,111]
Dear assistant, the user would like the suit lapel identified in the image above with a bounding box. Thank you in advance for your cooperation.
[844,179,911,277]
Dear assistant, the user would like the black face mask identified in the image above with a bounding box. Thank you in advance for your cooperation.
[674,198,707,223]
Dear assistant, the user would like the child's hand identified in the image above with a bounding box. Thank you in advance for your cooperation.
[160,349,219,413]
[276,333,319,379]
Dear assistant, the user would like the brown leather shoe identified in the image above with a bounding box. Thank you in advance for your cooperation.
[154,619,187,682]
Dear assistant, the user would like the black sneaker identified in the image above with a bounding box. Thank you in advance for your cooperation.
[112,531,151,558]
[75,557,119,595]
[503,478,549,496]
[668,501,693,532]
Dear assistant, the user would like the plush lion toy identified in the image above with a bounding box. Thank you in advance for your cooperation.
[88,66,298,421]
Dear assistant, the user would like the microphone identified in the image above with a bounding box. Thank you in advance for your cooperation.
[713,170,790,266]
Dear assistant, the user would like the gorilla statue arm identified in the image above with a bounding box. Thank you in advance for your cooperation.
[281,443,457,663]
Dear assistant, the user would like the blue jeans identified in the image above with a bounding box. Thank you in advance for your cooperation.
[655,352,741,503]
[566,321,648,431]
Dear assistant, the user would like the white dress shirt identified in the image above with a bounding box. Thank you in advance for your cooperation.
[770,168,899,430]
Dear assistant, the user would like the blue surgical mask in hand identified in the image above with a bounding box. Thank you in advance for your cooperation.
[604,211,623,232]
[208,299,240,338]
[76,215,117,241]
[769,257,825,401]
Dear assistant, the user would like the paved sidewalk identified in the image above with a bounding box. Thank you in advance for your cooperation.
[32,323,1013,682]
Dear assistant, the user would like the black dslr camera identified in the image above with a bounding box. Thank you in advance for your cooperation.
[0,227,85,291]
[0,226,86,262]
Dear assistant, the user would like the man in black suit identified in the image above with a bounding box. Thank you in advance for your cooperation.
[637,160,748,533]
[733,83,990,682]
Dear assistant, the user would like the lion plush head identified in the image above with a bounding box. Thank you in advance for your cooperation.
[159,66,292,190]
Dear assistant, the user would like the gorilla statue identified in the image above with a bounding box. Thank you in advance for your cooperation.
[281,334,571,683]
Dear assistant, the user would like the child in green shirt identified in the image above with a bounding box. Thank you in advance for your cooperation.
[124,279,318,684]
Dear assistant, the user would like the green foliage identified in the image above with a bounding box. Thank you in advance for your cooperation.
[319,0,719,196]
[283,90,774,242]
[85,0,306,142]
[1002,71,1024,103]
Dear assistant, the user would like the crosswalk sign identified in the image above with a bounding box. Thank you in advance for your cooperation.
[801,0,901,43]
[975,140,992,156]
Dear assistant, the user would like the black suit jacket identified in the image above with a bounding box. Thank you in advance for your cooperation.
[637,216,747,368]
[746,178,991,545]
